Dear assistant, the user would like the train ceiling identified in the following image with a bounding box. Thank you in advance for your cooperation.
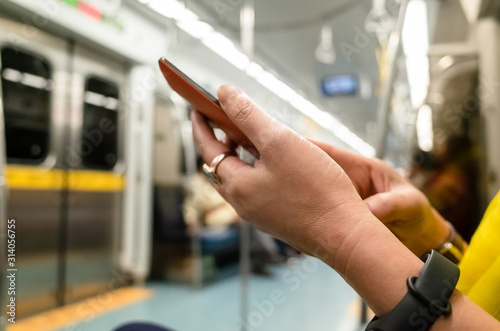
[187,0,380,143]
[184,0,481,145]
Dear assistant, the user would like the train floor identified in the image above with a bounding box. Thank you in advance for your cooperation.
[12,256,367,331]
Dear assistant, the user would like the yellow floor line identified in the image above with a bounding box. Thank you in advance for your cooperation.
[7,287,153,331]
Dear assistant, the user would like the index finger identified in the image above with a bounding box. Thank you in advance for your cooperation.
[218,85,284,151]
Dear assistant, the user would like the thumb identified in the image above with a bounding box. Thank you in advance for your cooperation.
[218,85,282,151]
[364,188,426,225]
[364,192,403,224]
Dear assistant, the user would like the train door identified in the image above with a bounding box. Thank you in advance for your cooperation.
[64,44,127,304]
[0,18,69,316]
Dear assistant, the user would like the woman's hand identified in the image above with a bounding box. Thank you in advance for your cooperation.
[191,85,375,271]
[190,86,500,329]
[310,140,450,256]
[192,85,434,315]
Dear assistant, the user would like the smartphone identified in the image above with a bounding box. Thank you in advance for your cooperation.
[158,57,249,147]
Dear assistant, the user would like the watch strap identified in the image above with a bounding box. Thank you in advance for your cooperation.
[366,250,460,331]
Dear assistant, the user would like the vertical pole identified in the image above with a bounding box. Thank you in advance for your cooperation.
[375,0,409,159]
[367,0,409,323]
[239,1,254,329]
[0,50,7,331]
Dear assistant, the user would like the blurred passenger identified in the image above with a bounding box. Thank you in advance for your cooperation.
[183,155,239,234]
[191,85,500,330]
[410,136,482,241]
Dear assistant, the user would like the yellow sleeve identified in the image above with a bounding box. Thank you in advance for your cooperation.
[465,256,500,320]
[457,190,500,320]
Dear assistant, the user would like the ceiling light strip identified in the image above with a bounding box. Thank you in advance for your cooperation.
[139,0,375,156]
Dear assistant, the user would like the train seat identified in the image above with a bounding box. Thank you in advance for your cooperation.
[152,185,240,282]
[199,226,240,255]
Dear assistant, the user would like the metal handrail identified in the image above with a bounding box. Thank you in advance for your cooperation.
[375,0,410,159]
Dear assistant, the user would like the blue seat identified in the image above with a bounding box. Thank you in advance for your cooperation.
[153,185,241,255]
[199,226,240,255]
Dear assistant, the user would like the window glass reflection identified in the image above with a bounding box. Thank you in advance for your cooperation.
[81,76,119,170]
[1,47,51,164]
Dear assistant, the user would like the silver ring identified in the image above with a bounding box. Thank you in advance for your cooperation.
[202,151,234,185]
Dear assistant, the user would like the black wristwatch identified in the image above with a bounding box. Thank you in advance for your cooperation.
[366,250,460,331]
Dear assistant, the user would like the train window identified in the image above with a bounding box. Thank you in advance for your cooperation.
[81,76,119,170]
[1,47,51,163]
